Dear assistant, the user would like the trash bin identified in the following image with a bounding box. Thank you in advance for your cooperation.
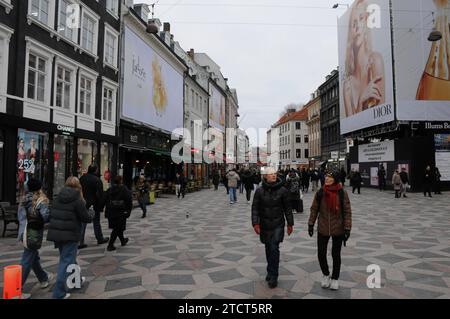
[149,191,155,204]
[3,265,22,299]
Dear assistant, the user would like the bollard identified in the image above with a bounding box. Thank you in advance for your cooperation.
[3,265,22,299]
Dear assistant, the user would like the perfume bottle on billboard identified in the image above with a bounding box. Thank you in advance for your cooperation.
[416,0,450,100]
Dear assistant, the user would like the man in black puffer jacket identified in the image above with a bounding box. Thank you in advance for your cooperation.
[47,177,93,299]
[79,165,108,248]
[252,167,293,289]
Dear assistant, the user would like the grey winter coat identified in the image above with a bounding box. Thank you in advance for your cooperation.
[392,173,402,190]
[226,171,240,188]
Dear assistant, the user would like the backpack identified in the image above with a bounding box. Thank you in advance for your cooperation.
[316,188,345,221]
[23,198,45,250]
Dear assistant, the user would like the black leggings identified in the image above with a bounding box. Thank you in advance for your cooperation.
[109,228,125,246]
[317,233,344,280]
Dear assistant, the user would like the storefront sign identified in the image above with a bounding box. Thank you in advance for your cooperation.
[123,129,145,147]
[359,141,395,163]
[424,122,450,130]
[56,125,75,135]
[331,151,339,160]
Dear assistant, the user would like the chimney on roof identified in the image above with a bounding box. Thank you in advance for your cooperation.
[163,22,171,32]
[134,3,150,21]
[187,48,194,59]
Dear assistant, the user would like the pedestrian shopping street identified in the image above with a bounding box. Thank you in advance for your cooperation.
[1,187,449,299]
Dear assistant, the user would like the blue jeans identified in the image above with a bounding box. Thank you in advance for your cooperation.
[53,242,78,299]
[80,210,104,245]
[229,187,237,202]
[21,248,48,286]
[265,241,280,279]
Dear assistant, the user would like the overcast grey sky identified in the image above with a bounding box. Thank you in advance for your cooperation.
[139,0,347,146]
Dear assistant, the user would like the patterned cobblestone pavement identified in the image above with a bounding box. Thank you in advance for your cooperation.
[1,186,449,299]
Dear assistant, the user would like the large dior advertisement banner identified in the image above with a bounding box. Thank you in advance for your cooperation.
[338,0,395,134]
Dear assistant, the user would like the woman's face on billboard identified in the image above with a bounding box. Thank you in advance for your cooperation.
[351,3,368,49]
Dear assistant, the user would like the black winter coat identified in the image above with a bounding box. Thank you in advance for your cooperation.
[101,185,132,231]
[241,171,255,190]
[285,175,301,201]
[251,178,293,244]
[47,187,93,243]
[350,172,362,186]
[212,174,220,185]
[80,173,104,211]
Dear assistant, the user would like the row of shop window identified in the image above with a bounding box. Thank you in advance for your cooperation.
[16,129,113,202]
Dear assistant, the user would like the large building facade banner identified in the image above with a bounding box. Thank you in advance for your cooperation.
[122,26,184,133]
[392,0,450,121]
[338,0,395,134]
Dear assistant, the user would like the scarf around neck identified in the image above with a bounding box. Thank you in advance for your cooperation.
[323,183,343,215]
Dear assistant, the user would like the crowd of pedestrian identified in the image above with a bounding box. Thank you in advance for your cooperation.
[13,160,445,298]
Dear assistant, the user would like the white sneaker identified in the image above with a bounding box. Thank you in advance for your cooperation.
[321,275,331,289]
[63,293,71,299]
[40,273,54,289]
[21,293,31,299]
[330,279,339,290]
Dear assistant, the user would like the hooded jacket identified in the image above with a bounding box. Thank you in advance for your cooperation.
[47,187,93,243]
[251,178,293,244]
[226,171,240,188]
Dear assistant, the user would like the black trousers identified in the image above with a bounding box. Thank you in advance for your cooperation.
[245,187,253,201]
[434,182,441,194]
[317,233,344,280]
[265,241,280,279]
[352,186,360,194]
[379,179,386,191]
[109,228,125,246]
[424,184,432,197]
